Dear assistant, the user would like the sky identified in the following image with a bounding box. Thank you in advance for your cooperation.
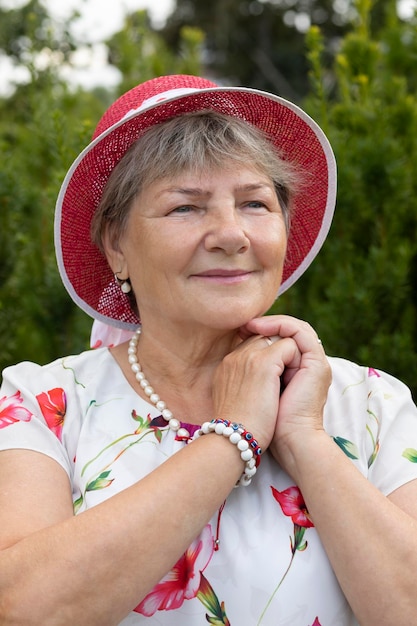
[1,0,175,32]
[0,0,175,94]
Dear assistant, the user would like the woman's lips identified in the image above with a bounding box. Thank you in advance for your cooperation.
[190,269,253,284]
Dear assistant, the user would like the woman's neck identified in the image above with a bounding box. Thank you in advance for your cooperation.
[111,323,241,425]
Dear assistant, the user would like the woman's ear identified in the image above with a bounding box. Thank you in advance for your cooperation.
[102,229,128,279]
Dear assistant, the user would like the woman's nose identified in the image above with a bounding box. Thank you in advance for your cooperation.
[204,207,250,255]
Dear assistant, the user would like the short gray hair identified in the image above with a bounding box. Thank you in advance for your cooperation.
[91,110,300,253]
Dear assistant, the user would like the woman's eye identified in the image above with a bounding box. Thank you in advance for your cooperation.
[245,201,268,210]
[170,205,194,214]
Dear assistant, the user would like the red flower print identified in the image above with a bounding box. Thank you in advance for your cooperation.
[258,486,315,625]
[36,388,67,441]
[271,485,313,528]
[0,391,32,429]
[135,524,214,616]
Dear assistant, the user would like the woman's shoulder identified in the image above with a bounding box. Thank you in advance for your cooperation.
[1,347,114,396]
[327,355,414,402]
[326,357,417,495]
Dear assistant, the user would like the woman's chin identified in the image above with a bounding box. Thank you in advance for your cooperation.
[203,305,272,332]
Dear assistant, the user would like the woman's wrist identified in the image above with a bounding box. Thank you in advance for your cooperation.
[193,419,262,486]
[271,426,330,483]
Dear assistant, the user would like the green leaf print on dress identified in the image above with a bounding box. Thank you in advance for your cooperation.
[74,411,167,514]
[403,448,417,463]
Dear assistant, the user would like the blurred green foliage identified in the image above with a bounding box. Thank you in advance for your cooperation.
[162,0,354,101]
[274,0,417,398]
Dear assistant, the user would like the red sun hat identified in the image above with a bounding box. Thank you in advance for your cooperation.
[55,74,337,330]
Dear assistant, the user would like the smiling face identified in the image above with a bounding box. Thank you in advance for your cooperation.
[104,164,288,332]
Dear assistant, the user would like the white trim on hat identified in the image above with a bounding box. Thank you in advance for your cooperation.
[120,87,201,122]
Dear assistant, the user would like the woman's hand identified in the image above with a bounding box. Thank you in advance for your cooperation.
[239,315,332,480]
[212,328,301,452]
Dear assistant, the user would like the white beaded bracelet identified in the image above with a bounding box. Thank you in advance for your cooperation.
[193,418,262,487]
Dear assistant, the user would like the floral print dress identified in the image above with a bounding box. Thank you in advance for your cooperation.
[1,348,417,626]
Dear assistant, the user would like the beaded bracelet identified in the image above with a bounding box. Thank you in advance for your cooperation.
[193,418,262,487]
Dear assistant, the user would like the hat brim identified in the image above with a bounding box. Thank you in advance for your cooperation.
[55,86,336,330]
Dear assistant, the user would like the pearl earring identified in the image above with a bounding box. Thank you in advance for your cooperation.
[115,272,132,294]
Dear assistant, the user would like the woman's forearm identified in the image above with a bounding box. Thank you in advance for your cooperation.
[0,434,243,626]
[282,431,417,626]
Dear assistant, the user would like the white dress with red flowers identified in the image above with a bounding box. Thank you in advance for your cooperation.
[1,348,417,626]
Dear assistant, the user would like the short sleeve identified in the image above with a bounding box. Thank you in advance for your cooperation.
[0,360,74,477]
[365,367,417,495]
[326,358,417,496]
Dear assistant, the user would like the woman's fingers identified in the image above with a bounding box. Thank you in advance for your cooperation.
[213,315,331,460]
[244,316,331,419]
[242,315,322,348]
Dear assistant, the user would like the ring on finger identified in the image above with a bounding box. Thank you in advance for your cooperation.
[263,336,281,346]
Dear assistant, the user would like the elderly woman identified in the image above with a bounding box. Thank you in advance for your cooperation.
[0,74,417,626]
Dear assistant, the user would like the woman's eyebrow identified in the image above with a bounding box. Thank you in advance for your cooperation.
[157,186,209,198]
[157,182,273,198]
[235,182,273,192]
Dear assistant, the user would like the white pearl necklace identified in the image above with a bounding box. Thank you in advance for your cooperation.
[128,328,191,439]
